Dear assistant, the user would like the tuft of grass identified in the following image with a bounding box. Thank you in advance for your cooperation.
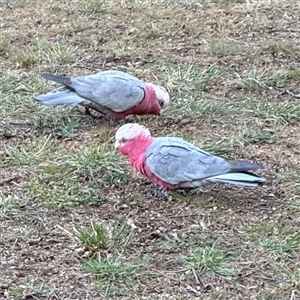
[262,40,300,59]
[10,279,53,299]
[24,165,106,209]
[207,40,243,58]
[4,135,53,167]
[0,75,22,95]
[78,0,109,15]
[75,220,128,251]
[201,138,234,158]
[12,50,36,68]
[286,67,300,81]
[0,0,32,9]
[10,40,79,69]
[184,245,235,278]
[39,41,79,66]
[60,145,127,183]
[241,69,283,90]
[161,63,230,95]
[138,23,165,40]
[163,0,210,6]
[0,36,10,57]
[83,255,140,278]
[238,126,275,145]
[171,96,236,119]
[250,100,300,125]
[83,254,140,296]
[245,222,300,257]
[282,265,300,288]
[75,220,108,250]
[258,235,300,256]
[120,191,142,205]
[33,107,96,138]
[161,230,221,249]
[240,68,300,91]
[0,193,22,212]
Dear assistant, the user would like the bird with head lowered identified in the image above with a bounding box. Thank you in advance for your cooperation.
[115,123,266,192]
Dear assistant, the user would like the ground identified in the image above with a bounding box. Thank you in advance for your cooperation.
[1,0,300,299]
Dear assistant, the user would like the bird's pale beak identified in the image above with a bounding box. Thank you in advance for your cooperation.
[114,140,119,149]
[159,108,165,115]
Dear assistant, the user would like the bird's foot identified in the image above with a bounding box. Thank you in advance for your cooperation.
[84,107,106,119]
[175,189,188,196]
[190,186,209,194]
[152,188,172,200]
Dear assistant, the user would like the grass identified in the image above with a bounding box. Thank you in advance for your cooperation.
[1,0,300,299]
[206,40,243,57]
[76,220,139,296]
[78,0,109,15]
[10,279,54,299]
[83,255,141,297]
[245,222,300,257]
[4,135,54,166]
[75,220,129,251]
[172,96,236,119]
[60,144,127,183]
[184,247,236,277]
[251,101,300,125]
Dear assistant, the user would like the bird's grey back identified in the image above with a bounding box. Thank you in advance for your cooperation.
[70,70,146,112]
[145,137,231,185]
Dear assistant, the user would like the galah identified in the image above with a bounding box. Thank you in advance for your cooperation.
[33,70,170,121]
[115,123,266,191]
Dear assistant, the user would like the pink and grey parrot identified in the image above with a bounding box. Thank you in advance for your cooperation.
[115,123,266,191]
[33,70,170,121]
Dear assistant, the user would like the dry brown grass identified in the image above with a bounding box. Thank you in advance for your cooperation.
[1,0,300,299]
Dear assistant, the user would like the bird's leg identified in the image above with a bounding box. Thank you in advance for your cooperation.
[85,107,92,115]
[82,106,106,119]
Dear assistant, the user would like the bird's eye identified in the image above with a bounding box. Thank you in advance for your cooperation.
[120,138,127,143]
[159,100,164,108]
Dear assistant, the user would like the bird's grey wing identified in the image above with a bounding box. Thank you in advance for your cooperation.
[71,71,145,112]
[145,137,231,185]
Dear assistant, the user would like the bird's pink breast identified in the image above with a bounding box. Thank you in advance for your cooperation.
[110,84,160,120]
[119,134,176,191]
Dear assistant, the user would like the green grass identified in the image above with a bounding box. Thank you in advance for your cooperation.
[262,40,300,59]
[238,126,275,145]
[258,235,300,256]
[207,40,243,58]
[162,63,230,95]
[251,101,300,125]
[22,162,109,209]
[75,220,129,251]
[60,145,127,183]
[245,222,300,257]
[184,247,236,277]
[4,136,54,167]
[83,255,140,296]
[0,193,22,212]
[10,279,54,299]
[78,0,109,15]
[172,96,236,119]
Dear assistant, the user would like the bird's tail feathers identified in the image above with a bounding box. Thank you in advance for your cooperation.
[33,91,87,107]
[230,159,264,172]
[41,73,73,88]
[208,171,266,187]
